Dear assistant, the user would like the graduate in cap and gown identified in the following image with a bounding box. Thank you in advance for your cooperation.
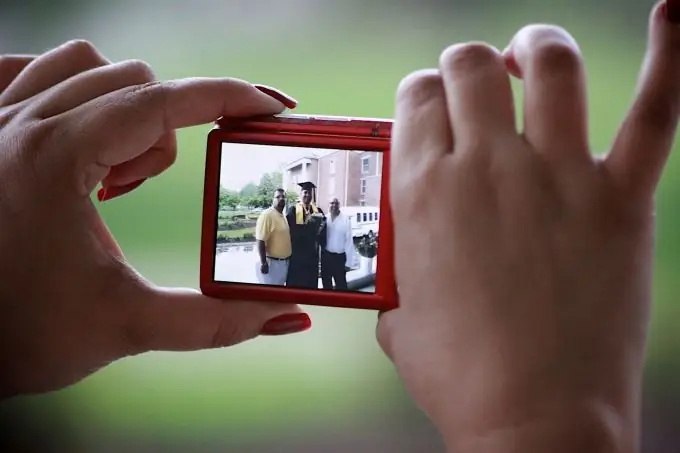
[285,181,326,289]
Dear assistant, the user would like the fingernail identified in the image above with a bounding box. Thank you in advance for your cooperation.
[504,52,522,78]
[97,178,147,202]
[253,84,298,109]
[260,313,311,336]
[666,0,680,24]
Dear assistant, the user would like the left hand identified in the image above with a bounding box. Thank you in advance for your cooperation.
[0,40,309,399]
[378,2,680,450]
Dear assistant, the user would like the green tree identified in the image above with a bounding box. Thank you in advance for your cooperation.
[219,187,240,210]
[243,194,269,209]
[286,190,300,204]
[239,182,258,198]
[256,173,275,197]
[256,171,284,197]
[270,171,283,188]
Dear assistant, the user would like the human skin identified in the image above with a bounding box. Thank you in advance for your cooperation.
[378,2,680,452]
[0,41,311,399]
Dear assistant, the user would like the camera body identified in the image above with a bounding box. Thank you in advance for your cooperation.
[200,114,397,311]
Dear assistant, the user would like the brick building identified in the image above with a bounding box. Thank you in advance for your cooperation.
[282,150,383,212]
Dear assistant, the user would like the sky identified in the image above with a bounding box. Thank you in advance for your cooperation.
[219,143,335,191]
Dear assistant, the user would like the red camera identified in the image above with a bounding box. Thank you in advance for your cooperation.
[200,114,397,311]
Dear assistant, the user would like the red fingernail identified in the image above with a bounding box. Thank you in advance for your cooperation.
[666,0,680,24]
[503,52,522,78]
[260,313,311,336]
[253,84,298,109]
[97,178,147,202]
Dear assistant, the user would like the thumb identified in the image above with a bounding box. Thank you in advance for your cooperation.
[605,0,680,198]
[375,310,397,361]
[124,286,311,354]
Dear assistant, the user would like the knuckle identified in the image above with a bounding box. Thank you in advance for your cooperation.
[149,143,178,175]
[122,80,168,122]
[22,119,56,157]
[396,69,444,106]
[0,104,21,128]
[123,80,172,131]
[161,145,178,168]
[211,314,250,347]
[125,80,166,105]
[119,59,156,83]
[61,39,102,61]
[440,42,501,75]
[21,119,70,183]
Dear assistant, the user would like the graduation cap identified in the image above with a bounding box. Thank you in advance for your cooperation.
[297,181,317,203]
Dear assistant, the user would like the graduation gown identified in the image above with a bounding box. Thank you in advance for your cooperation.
[285,204,326,289]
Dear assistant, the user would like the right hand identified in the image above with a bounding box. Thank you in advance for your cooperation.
[378,2,680,451]
[260,262,269,274]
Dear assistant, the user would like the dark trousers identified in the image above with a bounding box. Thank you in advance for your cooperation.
[321,250,347,290]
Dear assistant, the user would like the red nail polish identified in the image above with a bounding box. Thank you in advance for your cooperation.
[253,84,298,109]
[260,313,311,336]
[666,0,680,24]
[505,56,522,78]
[97,178,147,202]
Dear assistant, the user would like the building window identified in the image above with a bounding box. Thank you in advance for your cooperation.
[375,212,379,221]
[360,179,367,194]
[329,159,335,175]
[362,156,370,174]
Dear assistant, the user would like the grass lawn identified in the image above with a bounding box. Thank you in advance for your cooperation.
[219,209,258,219]
[217,227,255,240]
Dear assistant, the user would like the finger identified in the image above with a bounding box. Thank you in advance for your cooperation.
[439,42,516,149]
[0,55,36,93]
[376,310,397,361]
[56,78,288,193]
[606,1,680,198]
[391,69,453,173]
[126,287,311,353]
[101,131,177,188]
[0,40,109,106]
[28,59,155,119]
[504,25,589,159]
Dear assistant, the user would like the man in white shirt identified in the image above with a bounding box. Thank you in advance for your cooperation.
[320,198,355,290]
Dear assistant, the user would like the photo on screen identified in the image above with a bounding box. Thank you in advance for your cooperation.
[214,143,383,293]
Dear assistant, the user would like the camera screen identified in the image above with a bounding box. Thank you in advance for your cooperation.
[214,143,383,293]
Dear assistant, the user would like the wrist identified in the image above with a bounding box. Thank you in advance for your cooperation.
[436,400,636,453]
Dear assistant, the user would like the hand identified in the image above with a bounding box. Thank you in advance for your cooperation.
[0,40,310,399]
[378,3,680,452]
[344,266,351,272]
[260,262,270,274]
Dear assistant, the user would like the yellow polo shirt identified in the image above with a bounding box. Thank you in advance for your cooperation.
[255,207,292,259]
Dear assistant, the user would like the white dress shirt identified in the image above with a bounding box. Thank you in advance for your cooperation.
[324,212,355,268]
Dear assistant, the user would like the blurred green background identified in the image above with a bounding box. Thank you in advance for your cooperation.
[2,0,679,451]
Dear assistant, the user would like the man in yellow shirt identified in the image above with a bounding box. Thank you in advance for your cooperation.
[254,188,292,286]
